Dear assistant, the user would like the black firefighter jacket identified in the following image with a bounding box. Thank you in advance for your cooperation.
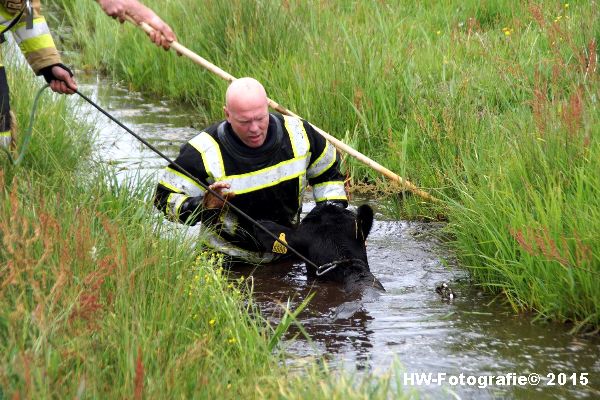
[154,113,347,262]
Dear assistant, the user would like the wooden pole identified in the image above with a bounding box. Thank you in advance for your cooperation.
[130,20,440,204]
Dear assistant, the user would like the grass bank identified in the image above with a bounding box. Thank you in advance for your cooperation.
[0,56,402,397]
[53,1,600,330]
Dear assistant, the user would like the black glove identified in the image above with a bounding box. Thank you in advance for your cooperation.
[37,63,74,83]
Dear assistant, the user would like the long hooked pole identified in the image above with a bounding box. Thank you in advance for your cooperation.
[129,19,440,204]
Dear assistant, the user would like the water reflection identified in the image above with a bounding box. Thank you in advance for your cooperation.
[82,75,600,399]
[76,73,200,180]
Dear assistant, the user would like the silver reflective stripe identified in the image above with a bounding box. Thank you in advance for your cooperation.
[188,132,225,181]
[159,167,205,197]
[13,18,48,44]
[313,181,347,202]
[282,115,311,202]
[283,115,309,158]
[202,229,278,263]
[166,193,189,219]
[226,155,308,195]
[307,140,336,179]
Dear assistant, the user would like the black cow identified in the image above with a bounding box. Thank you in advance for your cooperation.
[255,203,384,293]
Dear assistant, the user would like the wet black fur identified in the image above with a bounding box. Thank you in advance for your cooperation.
[255,204,384,292]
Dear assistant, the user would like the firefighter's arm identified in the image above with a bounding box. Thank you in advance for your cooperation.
[304,121,348,205]
[154,142,225,225]
[15,1,77,94]
[96,0,176,49]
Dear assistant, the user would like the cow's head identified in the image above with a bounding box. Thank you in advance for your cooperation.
[255,204,383,291]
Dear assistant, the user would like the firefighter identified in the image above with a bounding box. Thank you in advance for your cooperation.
[154,77,348,263]
[0,0,77,150]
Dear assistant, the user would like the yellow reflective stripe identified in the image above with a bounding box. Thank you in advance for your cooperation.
[158,179,184,194]
[166,193,189,219]
[0,131,10,137]
[0,8,13,22]
[188,132,225,182]
[313,181,347,202]
[226,155,308,195]
[283,115,309,158]
[160,167,204,196]
[14,17,49,42]
[18,33,55,53]
[307,139,336,179]
[202,230,277,263]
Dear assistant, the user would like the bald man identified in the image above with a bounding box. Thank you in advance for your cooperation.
[154,78,348,263]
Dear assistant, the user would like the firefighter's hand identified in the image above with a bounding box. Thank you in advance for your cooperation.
[39,64,77,95]
[203,182,235,209]
[141,10,176,50]
[48,65,77,94]
[99,0,176,50]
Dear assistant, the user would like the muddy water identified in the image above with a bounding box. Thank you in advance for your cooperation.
[78,75,600,399]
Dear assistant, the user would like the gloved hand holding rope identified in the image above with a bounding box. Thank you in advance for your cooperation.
[38,63,78,95]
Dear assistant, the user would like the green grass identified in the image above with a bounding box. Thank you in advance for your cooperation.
[0,52,405,398]
[51,0,600,330]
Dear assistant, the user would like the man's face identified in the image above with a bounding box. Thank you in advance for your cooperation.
[225,101,270,148]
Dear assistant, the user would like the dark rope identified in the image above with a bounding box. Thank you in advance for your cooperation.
[74,89,320,270]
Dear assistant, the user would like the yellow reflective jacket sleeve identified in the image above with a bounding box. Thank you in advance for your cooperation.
[0,0,62,74]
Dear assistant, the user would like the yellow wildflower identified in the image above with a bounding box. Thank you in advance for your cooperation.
[564,3,569,9]
[436,30,441,35]
[209,319,216,326]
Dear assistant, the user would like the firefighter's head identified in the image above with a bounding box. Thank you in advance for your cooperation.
[224,77,270,148]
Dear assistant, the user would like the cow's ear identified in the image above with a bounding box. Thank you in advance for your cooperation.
[356,204,374,241]
[253,221,305,255]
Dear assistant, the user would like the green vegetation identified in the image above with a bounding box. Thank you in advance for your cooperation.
[0,56,401,397]
[3,0,599,396]
[53,0,599,330]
